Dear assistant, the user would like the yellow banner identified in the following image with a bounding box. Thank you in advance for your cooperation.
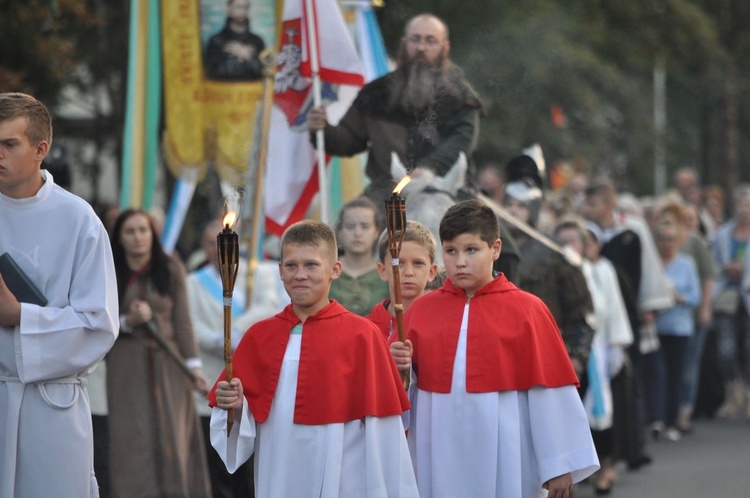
[162,0,270,186]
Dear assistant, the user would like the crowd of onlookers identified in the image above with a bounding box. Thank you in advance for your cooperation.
[477,160,746,494]
[302,159,744,496]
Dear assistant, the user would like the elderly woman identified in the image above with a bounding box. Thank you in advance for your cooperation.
[647,203,701,442]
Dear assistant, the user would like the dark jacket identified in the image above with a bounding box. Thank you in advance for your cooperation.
[515,237,596,364]
[316,69,482,189]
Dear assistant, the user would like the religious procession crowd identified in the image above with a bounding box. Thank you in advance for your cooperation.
[2,10,749,498]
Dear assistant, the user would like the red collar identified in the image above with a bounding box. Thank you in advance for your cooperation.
[405,275,579,393]
[208,301,410,424]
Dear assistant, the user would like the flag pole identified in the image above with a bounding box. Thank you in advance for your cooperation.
[245,50,276,307]
[304,0,330,225]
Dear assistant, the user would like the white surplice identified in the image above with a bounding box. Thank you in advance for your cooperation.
[0,172,119,498]
[210,329,419,497]
[581,259,634,430]
[406,304,599,498]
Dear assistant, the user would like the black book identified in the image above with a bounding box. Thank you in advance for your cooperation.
[0,252,48,306]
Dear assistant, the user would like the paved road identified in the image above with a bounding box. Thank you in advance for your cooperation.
[574,418,750,498]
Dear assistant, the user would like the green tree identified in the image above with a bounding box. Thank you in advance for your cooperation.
[0,0,129,204]
[693,0,750,199]
[2,1,98,104]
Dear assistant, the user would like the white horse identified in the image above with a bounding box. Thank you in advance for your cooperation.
[389,152,467,268]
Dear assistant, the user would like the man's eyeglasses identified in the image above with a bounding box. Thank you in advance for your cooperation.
[406,36,442,48]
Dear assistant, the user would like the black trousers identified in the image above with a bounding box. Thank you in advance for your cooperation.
[201,416,255,498]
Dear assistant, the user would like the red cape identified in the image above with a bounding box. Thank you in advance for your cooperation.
[366,299,394,342]
[207,301,410,424]
[404,274,579,393]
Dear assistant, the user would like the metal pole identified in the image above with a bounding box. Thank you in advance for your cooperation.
[305,0,330,225]
[654,55,667,196]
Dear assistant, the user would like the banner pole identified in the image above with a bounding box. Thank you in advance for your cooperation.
[245,51,276,307]
[304,0,329,225]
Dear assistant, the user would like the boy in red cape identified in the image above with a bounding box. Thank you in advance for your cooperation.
[367,220,438,343]
[208,220,418,497]
[393,200,599,498]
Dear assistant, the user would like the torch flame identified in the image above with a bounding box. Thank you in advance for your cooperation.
[393,175,412,195]
[223,211,237,228]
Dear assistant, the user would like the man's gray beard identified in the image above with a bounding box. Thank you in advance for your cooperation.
[393,62,439,114]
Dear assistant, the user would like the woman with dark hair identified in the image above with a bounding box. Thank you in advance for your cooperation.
[107,209,212,498]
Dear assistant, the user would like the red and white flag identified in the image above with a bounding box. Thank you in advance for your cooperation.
[264,0,365,235]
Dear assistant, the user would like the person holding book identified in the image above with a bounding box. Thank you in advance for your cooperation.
[393,199,598,497]
[0,92,119,497]
[208,220,418,497]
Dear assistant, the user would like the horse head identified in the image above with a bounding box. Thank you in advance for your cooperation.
[389,152,467,197]
[388,152,468,268]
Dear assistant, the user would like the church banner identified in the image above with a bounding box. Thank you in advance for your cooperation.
[161,0,276,187]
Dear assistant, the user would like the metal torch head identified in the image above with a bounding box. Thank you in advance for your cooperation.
[216,224,240,291]
[384,194,406,231]
[384,195,407,254]
[387,176,411,231]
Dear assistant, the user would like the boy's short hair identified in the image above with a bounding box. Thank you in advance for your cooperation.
[439,199,499,245]
[0,93,53,146]
[376,220,437,263]
[281,220,338,262]
[334,196,380,235]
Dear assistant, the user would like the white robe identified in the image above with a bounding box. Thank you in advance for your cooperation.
[406,304,599,498]
[581,259,634,430]
[0,172,119,498]
[210,329,419,497]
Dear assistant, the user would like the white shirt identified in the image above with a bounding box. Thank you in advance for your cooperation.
[581,259,633,430]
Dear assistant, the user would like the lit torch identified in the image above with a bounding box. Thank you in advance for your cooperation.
[217,208,240,435]
[384,175,412,390]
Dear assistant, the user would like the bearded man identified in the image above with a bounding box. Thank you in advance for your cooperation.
[307,13,482,205]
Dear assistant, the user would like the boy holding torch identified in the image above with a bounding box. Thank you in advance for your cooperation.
[367,220,438,342]
[208,220,418,497]
[392,200,599,498]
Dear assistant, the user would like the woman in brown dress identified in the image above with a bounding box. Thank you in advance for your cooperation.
[107,209,212,498]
